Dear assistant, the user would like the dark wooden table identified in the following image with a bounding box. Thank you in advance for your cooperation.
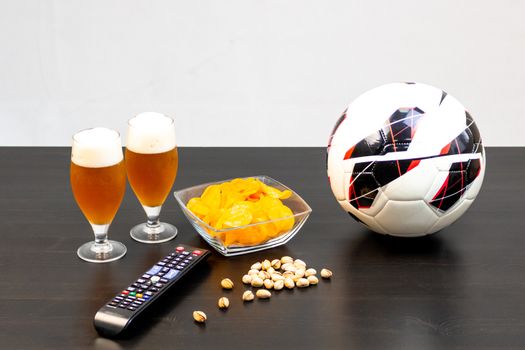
[0,147,524,349]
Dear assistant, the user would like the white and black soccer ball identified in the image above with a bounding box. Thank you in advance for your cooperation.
[327,82,485,237]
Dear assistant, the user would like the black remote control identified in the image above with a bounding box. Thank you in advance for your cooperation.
[94,244,210,337]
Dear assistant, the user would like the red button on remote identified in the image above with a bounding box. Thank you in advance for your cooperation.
[192,250,202,256]
[122,290,129,295]
[176,246,185,252]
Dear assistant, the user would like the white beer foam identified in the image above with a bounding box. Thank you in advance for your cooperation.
[71,128,123,168]
[126,112,176,154]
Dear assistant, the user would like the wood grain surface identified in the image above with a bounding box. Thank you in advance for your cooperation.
[0,147,523,350]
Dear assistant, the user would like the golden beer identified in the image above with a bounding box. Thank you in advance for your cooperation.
[126,112,179,244]
[70,161,126,225]
[125,148,178,207]
[71,127,128,262]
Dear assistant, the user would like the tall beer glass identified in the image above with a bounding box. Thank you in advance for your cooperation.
[126,112,178,243]
[71,128,127,262]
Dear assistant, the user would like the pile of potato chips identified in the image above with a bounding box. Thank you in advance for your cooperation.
[187,178,295,246]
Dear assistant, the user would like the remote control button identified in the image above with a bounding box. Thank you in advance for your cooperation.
[127,287,136,292]
[180,263,187,267]
[183,260,190,264]
[182,251,190,255]
[137,278,146,283]
[138,297,147,302]
[164,269,180,280]
[122,290,130,295]
[176,246,185,252]
[145,291,154,296]
[187,256,193,260]
[143,295,151,300]
[157,261,166,267]
[140,284,150,289]
[167,263,174,268]
[150,287,159,292]
[136,293,143,298]
[146,265,162,275]
[127,307,136,311]
[192,250,203,256]
[132,283,140,288]
[160,278,169,283]
[154,283,164,288]
[175,265,183,270]
[142,274,151,279]
[161,267,170,273]
[157,272,165,277]
[150,276,160,283]
[117,304,126,309]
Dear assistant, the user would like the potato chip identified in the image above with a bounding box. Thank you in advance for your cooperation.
[261,183,293,200]
[268,205,294,232]
[187,178,296,247]
[236,227,266,245]
[279,190,292,199]
[222,207,252,229]
[186,198,209,217]
[201,184,221,210]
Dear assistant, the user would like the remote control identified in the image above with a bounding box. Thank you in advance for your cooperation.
[94,244,210,337]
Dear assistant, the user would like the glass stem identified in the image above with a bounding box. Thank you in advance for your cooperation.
[147,216,160,228]
[90,223,112,253]
[143,205,163,233]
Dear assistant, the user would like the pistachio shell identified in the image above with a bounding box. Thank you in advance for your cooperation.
[193,311,207,323]
[305,268,317,277]
[242,274,252,284]
[307,275,319,285]
[273,279,284,290]
[280,256,294,264]
[284,277,295,289]
[271,259,281,269]
[256,289,272,299]
[218,297,230,309]
[261,259,271,270]
[242,290,255,301]
[320,268,333,279]
[251,276,264,287]
[272,274,285,282]
[251,262,262,270]
[296,278,310,288]
[248,269,260,276]
[294,259,307,267]
[221,278,234,289]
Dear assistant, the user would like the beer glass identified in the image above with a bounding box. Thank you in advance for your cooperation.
[126,112,178,243]
[70,128,127,262]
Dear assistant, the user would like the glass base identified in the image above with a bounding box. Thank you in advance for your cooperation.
[130,222,178,244]
[77,240,127,263]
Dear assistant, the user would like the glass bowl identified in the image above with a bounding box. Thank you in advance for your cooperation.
[173,175,312,256]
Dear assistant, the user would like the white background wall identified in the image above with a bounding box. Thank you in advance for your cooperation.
[0,0,523,146]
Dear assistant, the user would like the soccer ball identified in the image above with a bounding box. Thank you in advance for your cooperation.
[327,82,485,237]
